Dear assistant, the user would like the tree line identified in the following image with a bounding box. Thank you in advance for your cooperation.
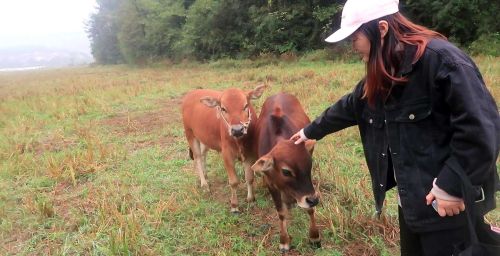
[86,0,500,65]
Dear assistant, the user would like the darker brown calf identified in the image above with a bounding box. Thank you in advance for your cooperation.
[251,93,320,252]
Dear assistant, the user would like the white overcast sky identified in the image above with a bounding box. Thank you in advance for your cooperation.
[0,0,97,54]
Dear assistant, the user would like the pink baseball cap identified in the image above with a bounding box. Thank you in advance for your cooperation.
[325,0,399,43]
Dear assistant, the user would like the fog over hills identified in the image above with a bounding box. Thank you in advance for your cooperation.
[0,47,93,69]
[0,32,94,69]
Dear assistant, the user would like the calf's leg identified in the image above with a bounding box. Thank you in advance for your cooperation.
[199,142,209,181]
[222,151,239,213]
[268,186,291,252]
[190,138,209,191]
[243,160,255,202]
[307,208,321,248]
[278,203,291,252]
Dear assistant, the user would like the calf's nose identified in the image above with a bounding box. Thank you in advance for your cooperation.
[306,196,319,207]
[231,124,245,137]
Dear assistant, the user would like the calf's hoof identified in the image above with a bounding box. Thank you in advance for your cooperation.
[230,208,240,215]
[309,239,321,249]
[200,184,210,193]
[279,244,290,254]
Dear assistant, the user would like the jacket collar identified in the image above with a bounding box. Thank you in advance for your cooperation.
[398,43,418,76]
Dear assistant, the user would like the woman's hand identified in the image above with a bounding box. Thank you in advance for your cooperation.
[290,129,308,144]
[425,178,465,217]
[425,192,465,217]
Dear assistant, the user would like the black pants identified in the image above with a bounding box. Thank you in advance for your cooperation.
[398,207,500,255]
[398,207,470,256]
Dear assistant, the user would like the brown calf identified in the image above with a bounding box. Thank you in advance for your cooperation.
[251,93,320,252]
[181,85,266,213]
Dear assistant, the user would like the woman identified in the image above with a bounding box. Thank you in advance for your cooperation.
[291,0,500,255]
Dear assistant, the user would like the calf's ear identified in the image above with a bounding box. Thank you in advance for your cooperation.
[200,96,220,108]
[304,140,316,155]
[251,155,274,173]
[247,84,266,100]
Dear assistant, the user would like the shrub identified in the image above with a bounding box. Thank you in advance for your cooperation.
[468,33,500,57]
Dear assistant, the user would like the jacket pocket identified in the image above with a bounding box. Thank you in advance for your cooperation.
[395,101,432,123]
[395,100,434,156]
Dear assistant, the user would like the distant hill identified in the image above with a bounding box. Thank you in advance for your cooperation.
[0,47,94,69]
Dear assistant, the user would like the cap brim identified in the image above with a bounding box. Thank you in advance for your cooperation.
[324,24,362,43]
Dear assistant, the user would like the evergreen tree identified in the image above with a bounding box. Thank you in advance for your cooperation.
[86,0,123,64]
[403,0,500,45]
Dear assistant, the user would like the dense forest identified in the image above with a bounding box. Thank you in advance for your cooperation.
[86,0,500,64]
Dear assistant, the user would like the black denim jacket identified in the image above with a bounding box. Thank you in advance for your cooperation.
[304,39,499,232]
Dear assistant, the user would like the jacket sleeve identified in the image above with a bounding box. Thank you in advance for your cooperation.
[434,59,500,197]
[303,80,364,140]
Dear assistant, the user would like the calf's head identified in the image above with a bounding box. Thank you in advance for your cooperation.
[251,140,319,208]
[201,85,266,138]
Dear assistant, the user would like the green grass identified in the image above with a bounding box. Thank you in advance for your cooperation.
[0,57,498,255]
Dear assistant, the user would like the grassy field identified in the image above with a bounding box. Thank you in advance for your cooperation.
[0,56,499,255]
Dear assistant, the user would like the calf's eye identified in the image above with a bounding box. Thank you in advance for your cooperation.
[282,169,293,177]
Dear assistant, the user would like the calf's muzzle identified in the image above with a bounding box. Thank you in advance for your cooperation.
[305,195,319,207]
[230,124,245,138]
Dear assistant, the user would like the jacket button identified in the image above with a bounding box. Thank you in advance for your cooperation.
[369,118,373,124]
[381,153,386,157]
[409,114,415,120]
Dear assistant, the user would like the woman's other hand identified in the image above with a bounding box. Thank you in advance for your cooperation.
[425,193,465,217]
[426,178,465,217]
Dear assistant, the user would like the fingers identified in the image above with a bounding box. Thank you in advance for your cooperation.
[459,202,465,211]
[437,207,447,217]
[445,206,461,216]
[290,129,308,145]
[425,192,435,205]
[294,137,306,144]
[434,199,465,217]
[290,134,304,144]
[290,132,300,141]
[445,208,455,216]
[437,203,457,217]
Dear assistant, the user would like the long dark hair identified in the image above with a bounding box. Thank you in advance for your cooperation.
[359,13,446,106]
